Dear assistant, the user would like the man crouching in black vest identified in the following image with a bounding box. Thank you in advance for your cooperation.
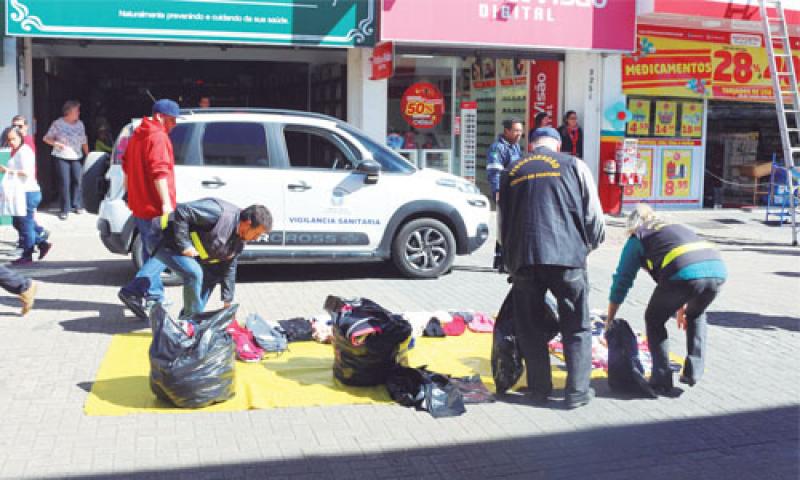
[137,198,272,319]
[498,127,605,409]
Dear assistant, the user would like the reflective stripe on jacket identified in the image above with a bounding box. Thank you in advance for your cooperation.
[634,221,721,283]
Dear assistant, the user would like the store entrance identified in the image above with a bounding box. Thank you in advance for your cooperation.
[705,101,782,208]
[31,56,346,203]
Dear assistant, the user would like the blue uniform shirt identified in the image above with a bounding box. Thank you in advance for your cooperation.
[486,134,521,194]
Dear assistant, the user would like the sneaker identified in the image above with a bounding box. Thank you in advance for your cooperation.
[226,320,264,362]
[18,281,37,316]
[118,289,148,320]
[58,213,68,220]
[11,257,33,266]
[565,387,595,410]
[37,242,52,261]
[73,208,86,215]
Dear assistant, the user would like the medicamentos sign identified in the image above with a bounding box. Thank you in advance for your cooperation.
[5,0,376,47]
[381,0,636,51]
[623,25,800,101]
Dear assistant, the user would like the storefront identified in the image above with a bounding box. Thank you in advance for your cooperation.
[379,0,637,195]
[599,1,800,211]
[3,0,376,201]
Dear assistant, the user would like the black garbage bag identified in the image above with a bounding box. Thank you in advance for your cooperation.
[491,291,524,394]
[448,375,495,404]
[149,304,237,408]
[386,366,466,418]
[278,317,313,342]
[328,296,412,386]
[605,318,657,399]
[491,290,560,394]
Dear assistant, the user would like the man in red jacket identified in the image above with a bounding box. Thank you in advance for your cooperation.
[118,99,180,319]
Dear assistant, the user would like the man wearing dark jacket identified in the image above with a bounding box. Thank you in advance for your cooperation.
[135,198,272,318]
[499,127,605,409]
[118,99,179,319]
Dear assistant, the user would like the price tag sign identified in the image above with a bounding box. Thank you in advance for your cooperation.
[661,149,692,197]
[680,102,703,138]
[626,99,651,136]
[654,101,677,137]
[400,82,445,129]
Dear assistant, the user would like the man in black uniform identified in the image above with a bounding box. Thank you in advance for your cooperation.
[499,127,605,408]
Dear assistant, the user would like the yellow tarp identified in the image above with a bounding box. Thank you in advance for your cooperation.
[84,330,665,416]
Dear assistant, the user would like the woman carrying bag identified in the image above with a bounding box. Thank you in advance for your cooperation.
[2,127,52,265]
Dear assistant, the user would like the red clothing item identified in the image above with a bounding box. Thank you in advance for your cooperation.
[122,116,177,220]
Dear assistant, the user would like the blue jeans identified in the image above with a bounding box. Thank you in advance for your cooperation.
[12,191,45,259]
[55,157,82,213]
[147,247,207,318]
[121,217,165,301]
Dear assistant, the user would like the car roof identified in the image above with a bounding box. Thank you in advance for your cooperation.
[178,108,344,127]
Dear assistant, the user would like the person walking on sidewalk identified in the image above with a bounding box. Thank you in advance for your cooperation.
[2,127,52,265]
[43,100,89,220]
[117,99,180,320]
[486,118,523,273]
[606,204,726,395]
[0,265,36,316]
[134,198,271,319]
[499,127,605,409]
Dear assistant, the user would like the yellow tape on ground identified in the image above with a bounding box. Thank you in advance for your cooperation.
[84,331,670,416]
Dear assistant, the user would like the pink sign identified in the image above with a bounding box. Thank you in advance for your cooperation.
[381,0,636,51]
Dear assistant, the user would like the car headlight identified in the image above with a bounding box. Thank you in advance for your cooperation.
[436,178,480,194]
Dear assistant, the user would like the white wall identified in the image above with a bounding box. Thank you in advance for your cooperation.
[346,47,387,145]
[0,38,21,132]
[601,54,625,134]
[564,51,603,179]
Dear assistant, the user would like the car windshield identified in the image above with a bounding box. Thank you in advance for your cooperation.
[338,124,416,174]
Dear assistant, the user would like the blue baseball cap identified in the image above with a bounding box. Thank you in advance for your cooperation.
[530,127,561,142]
[152,99,181,118]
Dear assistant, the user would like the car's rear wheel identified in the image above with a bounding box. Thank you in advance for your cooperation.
[131,234,183,286]
[392,218,456,279]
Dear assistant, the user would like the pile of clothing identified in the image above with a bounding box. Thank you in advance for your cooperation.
[225,315,321,362]
[402,310,496,338]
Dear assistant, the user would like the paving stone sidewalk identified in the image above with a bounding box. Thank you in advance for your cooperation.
[0,208,797,479]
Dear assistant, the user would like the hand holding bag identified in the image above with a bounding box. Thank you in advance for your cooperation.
[0,172,27,217]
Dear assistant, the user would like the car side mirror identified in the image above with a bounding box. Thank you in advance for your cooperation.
[357,159,381,184]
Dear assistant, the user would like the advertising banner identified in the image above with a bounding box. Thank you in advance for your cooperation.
[381,0,636,52]
[680,102,703,138]
[6,0,376,47]
[654,101,677,137]
[623,25,800,101]
[529,60,560,136]
[626,98,651,136]
[625,148,654,199]
[370,41,394,80]
[662,149,693,198]
[400,82,445,129]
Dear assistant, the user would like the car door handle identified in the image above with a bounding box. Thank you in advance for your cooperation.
[288,182,311,192]
[201,177,226,187]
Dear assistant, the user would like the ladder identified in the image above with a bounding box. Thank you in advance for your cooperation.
[760,0,800,245]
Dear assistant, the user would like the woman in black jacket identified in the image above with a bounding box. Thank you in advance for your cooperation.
[558,110,583,159]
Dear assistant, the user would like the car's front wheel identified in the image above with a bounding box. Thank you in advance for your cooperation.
[131,234,183,286]
[392,218,456,279]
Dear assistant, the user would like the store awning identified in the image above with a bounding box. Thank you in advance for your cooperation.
[639,0,800,35]
[5,0,376,48]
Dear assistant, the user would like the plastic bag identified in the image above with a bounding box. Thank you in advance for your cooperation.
[449,375,495,404]
[386,366,466,418]
[491,291,524,394]
[278,318,313,342]
[149,304,236,408]
[328,296,412,386]
[246,313,288,353]
[605,318,657,398]
[0,173,26,216]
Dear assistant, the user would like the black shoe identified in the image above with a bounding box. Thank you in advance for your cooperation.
[565,387,595,409]
[528,390,552,406]
[37,242,52,261]
[118,289,148,320]
[679,375,696,387]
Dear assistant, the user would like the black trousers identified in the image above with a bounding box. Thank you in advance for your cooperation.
[55,156,83,213]
[512,265,591,400]
[0,265,31,295]
[645,278,724,388]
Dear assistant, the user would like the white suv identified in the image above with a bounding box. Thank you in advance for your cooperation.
[83,109,490,279]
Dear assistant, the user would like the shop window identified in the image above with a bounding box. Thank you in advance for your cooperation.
[284,126,356,170]
[200,122,269,167]
[626,97,704,139]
